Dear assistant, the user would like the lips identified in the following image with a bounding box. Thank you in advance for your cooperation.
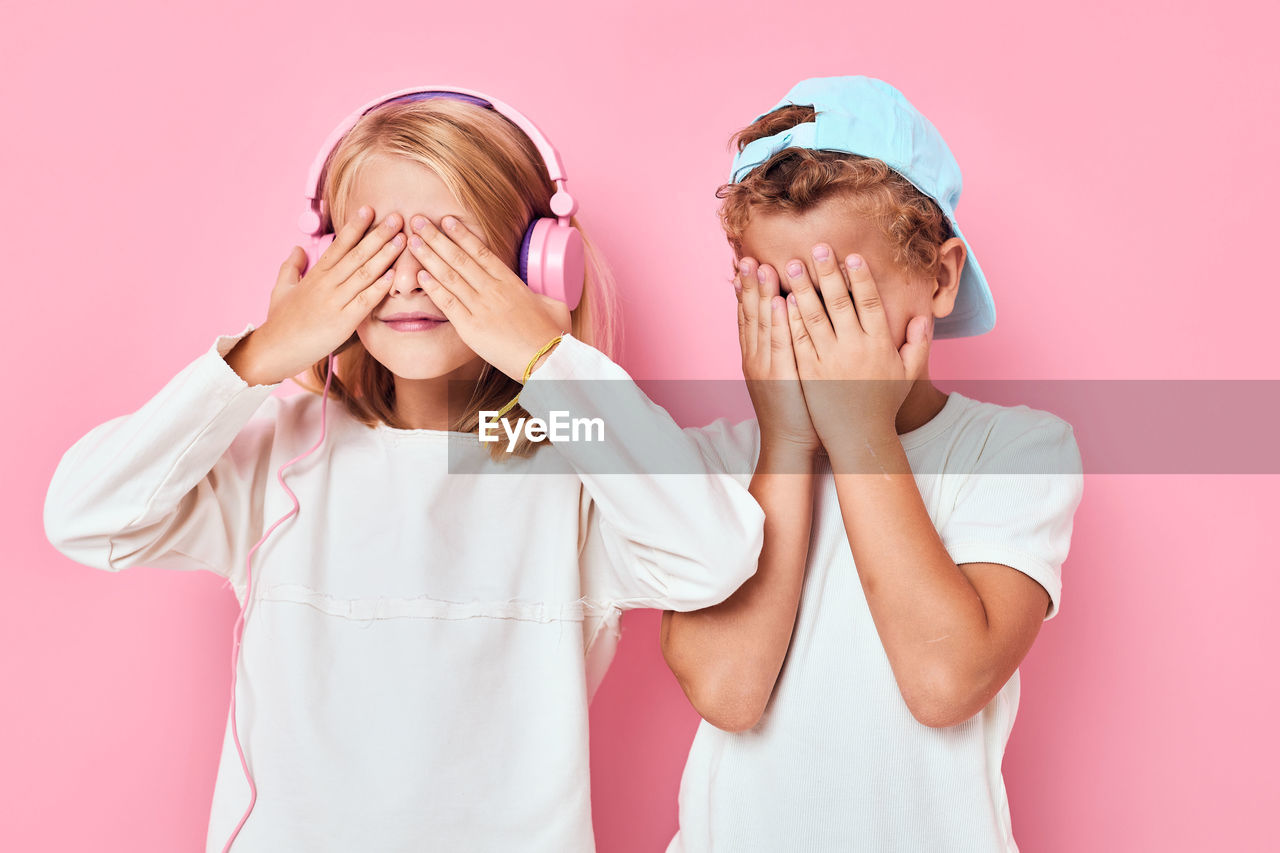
[382,315,448,332]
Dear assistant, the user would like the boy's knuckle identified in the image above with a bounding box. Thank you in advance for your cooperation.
[829,293,853,312]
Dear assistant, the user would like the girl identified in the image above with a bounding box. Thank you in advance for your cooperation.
[43,87,764,852]
[664,76,1084,851]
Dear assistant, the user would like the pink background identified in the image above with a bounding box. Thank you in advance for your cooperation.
[5,1,1277,850]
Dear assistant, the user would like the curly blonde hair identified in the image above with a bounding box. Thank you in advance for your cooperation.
[717,104,953,277]
[295,96,621,458]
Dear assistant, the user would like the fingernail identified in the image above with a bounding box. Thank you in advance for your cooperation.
[358,205,371,217]
[812,245,830,262]
[786,261,804,278]
[787,293,797,305]
[411,215,428,231]
[442,216,458,231]
[757,267,767,284]
[410,234,423,249]
[418,270,431,285]
[738,259,751,275]
[392,234,405,248]
[733,276,742,294]
[846,254,864,270]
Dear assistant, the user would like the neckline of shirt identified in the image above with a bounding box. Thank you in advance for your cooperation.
[897,391,969,451]
[372,421,475,440]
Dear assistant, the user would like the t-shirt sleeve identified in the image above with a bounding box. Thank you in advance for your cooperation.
[43,324,283,596]
[517,334,765,612]
[937,414,1084,620]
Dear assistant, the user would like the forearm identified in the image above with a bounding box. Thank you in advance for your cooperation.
[828,430,998,721]
[224,326,298,387]
[662,441,815,732]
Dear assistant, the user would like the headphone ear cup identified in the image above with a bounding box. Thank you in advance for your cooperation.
[520,218,585,310]
[305,232,335,274]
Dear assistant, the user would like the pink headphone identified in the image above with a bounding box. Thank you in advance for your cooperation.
[298,84,585,309]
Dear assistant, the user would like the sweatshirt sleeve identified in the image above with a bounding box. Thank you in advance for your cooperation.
[516,334,765,612]
[43,324,284,595]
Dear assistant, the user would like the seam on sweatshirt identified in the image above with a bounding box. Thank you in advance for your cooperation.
[583,601,623,652]
[257,582,596,624]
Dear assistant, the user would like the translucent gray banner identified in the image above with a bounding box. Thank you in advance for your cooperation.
[444,380,1280,474]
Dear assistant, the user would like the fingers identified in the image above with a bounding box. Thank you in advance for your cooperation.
[767,295,800,378]
[898,315,933,380]
[782,253,836,351]
[738,258,759,355]
[328,210,403,284]
[277,246,306,287]
[337,228,405,306]
[756,263,781,361]
[345,268,396,318]
[416,270,471,322]
[785,292,818,366]
[734,270,747,353]
[808,243,857,337]
[315,204,376,271]
[844,254,889,336]
[407,215,482,301]
[437,216,509,279]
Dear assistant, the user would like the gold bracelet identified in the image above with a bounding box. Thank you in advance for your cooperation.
[493,334,565,420]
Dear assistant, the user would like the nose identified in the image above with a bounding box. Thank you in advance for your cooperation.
[388,239,428,298]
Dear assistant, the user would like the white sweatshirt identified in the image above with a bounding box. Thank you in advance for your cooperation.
[672,394,1084,853]
[43,325,765,853]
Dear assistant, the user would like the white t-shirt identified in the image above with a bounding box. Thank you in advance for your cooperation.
[44,326,765,853]
[673,393,1084,853]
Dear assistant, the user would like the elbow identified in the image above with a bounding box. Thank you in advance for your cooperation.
[661,640,769,733]
[43,491,115,571]
[43,493,81,560]
[900,665,989,729]
[684,677,769,733]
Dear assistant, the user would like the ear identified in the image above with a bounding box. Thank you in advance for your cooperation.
[929,237,966,320]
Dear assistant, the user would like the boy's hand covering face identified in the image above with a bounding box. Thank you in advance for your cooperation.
[734,256,821,454]
[756,243,932,448]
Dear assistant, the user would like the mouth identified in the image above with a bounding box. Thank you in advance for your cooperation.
[380,311,449,332]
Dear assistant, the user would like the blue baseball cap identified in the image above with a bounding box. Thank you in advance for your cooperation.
[729,76,996,339]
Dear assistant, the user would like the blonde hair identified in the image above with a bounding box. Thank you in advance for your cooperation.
[717,104,953,277]
[295,96,621,458]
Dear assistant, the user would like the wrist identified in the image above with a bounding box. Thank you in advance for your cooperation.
[519,330,566,382]
[224,327,288,387]
[758,436,819,473]
[527,339,561,377]
[824,427,908,475]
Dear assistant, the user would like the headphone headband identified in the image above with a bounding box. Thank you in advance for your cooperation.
[298,84,579,237]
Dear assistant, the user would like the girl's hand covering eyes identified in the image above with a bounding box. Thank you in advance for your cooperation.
[228,205,402,386]
[406,215,569,382]
[735,257,821,455]
[782,245,932,448]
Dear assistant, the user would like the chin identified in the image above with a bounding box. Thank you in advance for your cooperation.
[357,325,481,380]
